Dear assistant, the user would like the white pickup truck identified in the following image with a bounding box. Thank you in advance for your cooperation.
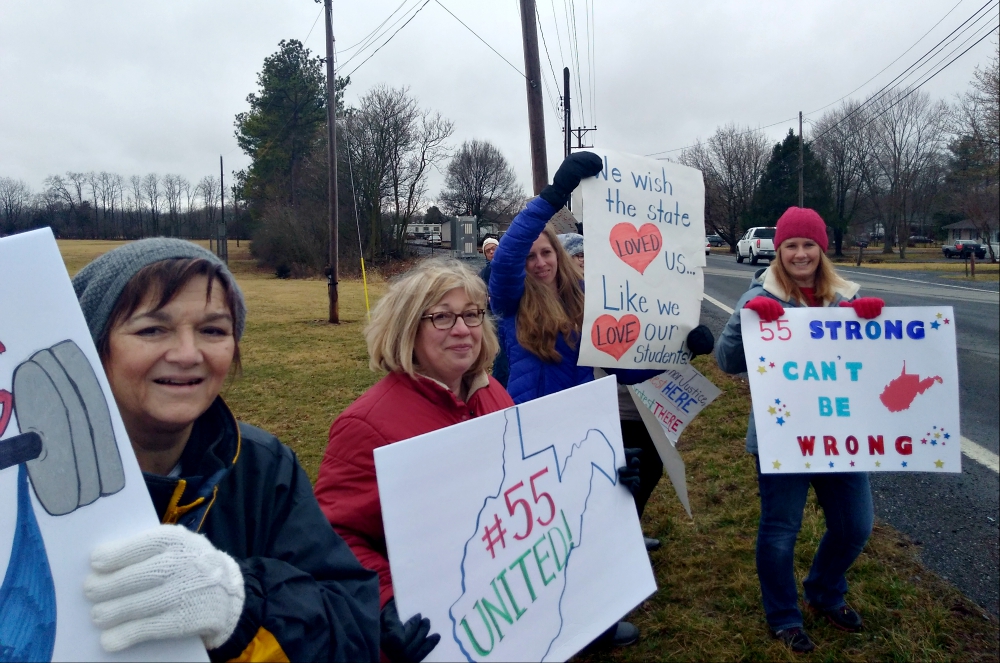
[736,227,777,264]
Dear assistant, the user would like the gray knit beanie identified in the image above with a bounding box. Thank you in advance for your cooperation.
[72,238,246,344]
[557,232,584,257]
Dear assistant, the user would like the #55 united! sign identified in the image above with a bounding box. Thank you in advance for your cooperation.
[741,306,961,474]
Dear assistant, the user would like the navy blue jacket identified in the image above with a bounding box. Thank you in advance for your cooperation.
[143,397,381,662]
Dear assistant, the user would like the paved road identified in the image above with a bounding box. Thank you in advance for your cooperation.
[699,253,1000,616]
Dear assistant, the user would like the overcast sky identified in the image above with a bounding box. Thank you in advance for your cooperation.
[1,0,997,202]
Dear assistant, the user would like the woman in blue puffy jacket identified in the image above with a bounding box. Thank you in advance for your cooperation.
[488,152,715,647]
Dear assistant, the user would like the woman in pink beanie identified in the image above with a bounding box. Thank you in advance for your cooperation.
[715,207,885,653]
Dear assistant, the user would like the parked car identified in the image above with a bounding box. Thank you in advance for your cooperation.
[427,234,442,246]
[854,238,870,249]
[705,239,711,256]
[736,227,776,264]
[908,235,934,244]
[706,234,725,247]
[942,241,986,259]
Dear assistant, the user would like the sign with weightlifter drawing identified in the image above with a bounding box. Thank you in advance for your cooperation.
[741,306,961,475]
[573,149,706,369]
[0,229,206,662]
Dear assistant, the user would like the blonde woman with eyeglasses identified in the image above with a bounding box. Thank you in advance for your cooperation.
[314,258,514,662]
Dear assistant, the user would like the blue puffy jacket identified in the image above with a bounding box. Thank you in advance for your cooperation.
[489,197,655,404]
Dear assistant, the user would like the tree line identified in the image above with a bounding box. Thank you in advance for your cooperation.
[679,46,999,261]
[0,171,240,244]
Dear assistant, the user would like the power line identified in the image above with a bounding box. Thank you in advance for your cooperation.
[339,0,428,70]
[336,0,412,55]
[434,0,527,78]
[805,0,969,115]
[810,2,997,144]
[343,0,433,78]
[645,116,799,158]
[534,4,566,125]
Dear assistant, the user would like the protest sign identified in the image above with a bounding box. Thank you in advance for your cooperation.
[375,377,656,662]
[741,306,961,475]
[573,149,706,369]
[0,229,206,662]
[629,366,722,446]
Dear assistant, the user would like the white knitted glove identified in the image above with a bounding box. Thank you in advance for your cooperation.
[84,524,245,653]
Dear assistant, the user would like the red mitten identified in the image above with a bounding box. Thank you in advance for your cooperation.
[840,297,884,319]
[744,296,785,323]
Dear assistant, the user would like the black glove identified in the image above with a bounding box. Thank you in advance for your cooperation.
[686,324,715,357]
[617,447,642,498]
[380,599,441,663]
[540,151,604,209]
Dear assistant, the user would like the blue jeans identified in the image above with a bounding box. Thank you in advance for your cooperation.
[754,456,873,631]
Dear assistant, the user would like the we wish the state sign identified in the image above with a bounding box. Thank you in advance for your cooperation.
[742,306,961,474]
[574,149,706,369]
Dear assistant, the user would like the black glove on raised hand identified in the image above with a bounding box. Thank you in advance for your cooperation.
[617,447,642,499]
[380,599,441,663]
[686,324,715,357]
[540,151,604,209]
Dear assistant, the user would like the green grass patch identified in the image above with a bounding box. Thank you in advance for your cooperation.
[57,240,1000,661]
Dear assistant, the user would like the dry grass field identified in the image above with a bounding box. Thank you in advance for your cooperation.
[59,239,1000,662]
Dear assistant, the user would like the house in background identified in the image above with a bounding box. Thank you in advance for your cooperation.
[942,219,993,242]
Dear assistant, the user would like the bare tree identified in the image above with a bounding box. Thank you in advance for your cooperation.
[143,173,163,235]
[863,89,947,258]
[0,177,32,234]
[128,175,146,237]
[163,174,185,236]
[197,175,220,241]
[439,139,525,232]
[345,85,453,260]
[813,100,875,255]
[679,123,770,252]
[947,45,999,260]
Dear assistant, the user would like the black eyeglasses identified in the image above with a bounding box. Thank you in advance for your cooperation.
[420,309,487,330]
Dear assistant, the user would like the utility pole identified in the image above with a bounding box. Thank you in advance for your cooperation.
[519,0,548,195]
[798,111,804,207]
[219,156,228,264]
[563,67,571,159]
[324,0,339,323]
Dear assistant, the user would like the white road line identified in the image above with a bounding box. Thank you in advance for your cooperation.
[701,291,1000,475]
[962,436,1000,473]
[703,294,734,315]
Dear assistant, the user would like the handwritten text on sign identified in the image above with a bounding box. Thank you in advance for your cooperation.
[629,366,721,446]
[741,306,961,474]
[577,149,706,369]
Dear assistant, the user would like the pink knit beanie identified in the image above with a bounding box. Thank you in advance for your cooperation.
[774,207,829,252]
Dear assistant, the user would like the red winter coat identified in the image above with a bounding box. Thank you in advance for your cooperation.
[314,371,514,607]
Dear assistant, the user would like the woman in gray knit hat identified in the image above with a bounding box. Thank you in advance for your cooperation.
[72,239,383,662]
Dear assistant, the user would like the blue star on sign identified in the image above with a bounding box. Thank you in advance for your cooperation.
[760,356,766,362]
[828,461,835,468]
[902,461,908,467]
[774,398,781,404]
[931,440,937,446]
[776,417,785,426]
[944,433,950,439]
[931,320,940,329]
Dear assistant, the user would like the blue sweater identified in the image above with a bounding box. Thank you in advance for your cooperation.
[489,197,655,404]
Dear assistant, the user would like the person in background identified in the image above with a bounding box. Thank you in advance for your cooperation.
[314,258,514,663]
[490,152,715,645]
[557,232,585,272]
[715,207,884,654]
[478,236,509,386]
[478,236,499,284]
[73,239,380,662]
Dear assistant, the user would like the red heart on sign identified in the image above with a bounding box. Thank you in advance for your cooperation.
[609,223,662,274]
[591,314,640,361]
